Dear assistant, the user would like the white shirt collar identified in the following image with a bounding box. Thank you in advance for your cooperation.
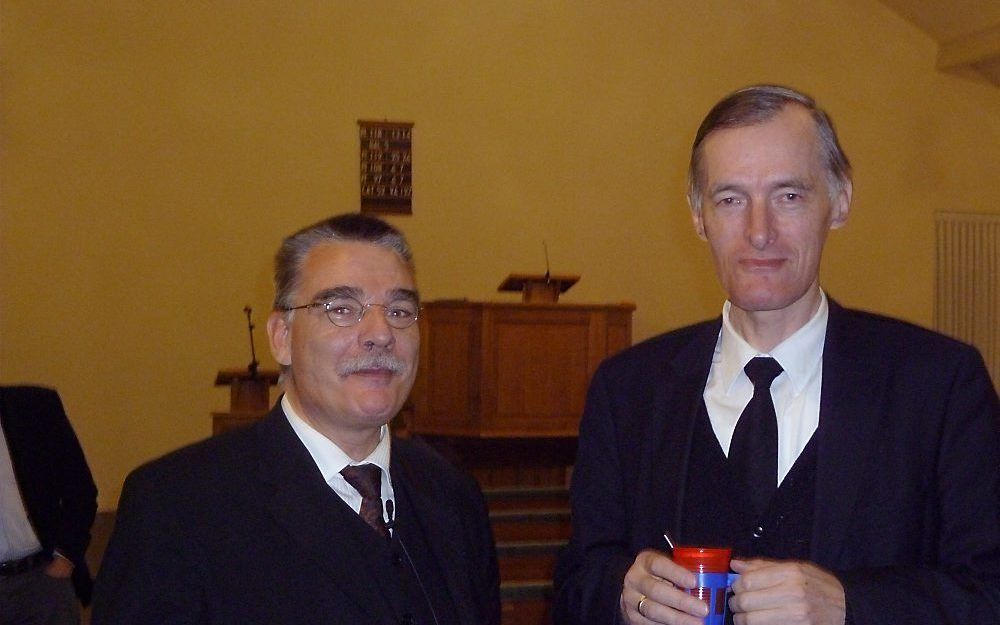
[281,394,392,485]
[718,291,829,395]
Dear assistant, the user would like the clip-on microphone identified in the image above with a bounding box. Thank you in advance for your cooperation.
[384,499,441,625]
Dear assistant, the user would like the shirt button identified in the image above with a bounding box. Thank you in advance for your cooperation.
[752,525,764,538]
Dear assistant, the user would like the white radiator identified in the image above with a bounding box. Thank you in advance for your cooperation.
[935,212,999,387]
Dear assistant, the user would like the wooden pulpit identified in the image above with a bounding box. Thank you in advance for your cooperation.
[498,273,580,303]
[211,369,279,435]
[409,299,634,438]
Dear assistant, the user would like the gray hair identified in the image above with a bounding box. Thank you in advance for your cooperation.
[687,84,852,213]
[272,213,413,311]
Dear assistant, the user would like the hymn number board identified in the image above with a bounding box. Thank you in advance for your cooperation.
[359,120,413,214]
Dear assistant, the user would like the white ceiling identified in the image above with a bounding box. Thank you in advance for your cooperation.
[878,0,1000,86]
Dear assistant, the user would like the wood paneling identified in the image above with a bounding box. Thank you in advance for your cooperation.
[412,300,634,437]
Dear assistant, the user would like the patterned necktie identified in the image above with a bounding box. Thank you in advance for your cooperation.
[729,357,784,517]
[340,463,390,540]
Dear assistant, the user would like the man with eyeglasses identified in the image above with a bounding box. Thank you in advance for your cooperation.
[93,214,501,625]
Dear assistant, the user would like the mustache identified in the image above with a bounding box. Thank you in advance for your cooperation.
[338,352,406,376]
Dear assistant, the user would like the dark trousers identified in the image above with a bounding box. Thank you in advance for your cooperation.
[0,567,78,625]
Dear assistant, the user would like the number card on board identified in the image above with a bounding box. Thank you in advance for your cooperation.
[359,120,413,214]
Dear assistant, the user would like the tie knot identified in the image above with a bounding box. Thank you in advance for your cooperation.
[340,463,383,500]
[744,357,783,388]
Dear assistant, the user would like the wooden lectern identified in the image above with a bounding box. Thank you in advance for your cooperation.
[498,273,580,303]
[408,298,634,487]
[212,369,280,435]
[410,299,634,438]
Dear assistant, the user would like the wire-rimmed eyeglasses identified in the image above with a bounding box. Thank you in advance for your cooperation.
[280,296,420,329]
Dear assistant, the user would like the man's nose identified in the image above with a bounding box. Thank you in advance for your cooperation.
[358,305,395,349]
[747,202,775,249]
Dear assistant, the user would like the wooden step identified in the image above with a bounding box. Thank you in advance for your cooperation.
[484,485,570,511]
[490,508,572,542]
[501,580,553,625]
[497,539,566,580]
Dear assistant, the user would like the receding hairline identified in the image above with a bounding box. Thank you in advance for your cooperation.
[687,87,852,211]
[272,212,415,311]
[285,240,417,306]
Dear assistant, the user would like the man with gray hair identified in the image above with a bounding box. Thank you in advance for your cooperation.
[93,213,501,625]
[554,85,999,624]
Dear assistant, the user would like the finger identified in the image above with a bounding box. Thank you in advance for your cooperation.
[620,590,663,625]
[730,559,787,592]
[731,560,845,618]
[623,552,712,623]
[647,554,698,589]
[622,552,674,624]
[730,557,771,573]
[624,550,669,595]
[625,575,713,624]
[645,584,712,623]
[627,550,693,593]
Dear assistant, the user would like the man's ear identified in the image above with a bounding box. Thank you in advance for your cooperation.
[829,179,852,230]
[267,311,293,367]
[690,201,708,241]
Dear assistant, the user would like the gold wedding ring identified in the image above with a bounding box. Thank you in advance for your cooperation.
[637,594,649,617]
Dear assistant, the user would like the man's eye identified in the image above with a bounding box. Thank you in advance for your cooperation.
[717,196,741,206]
[386,305,416,318]
[324,301,359,316]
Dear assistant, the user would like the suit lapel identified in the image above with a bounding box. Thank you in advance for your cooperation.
[648,320,720,546]
[0,387,11,444]
[811,302,886,566]
[253,408,395,623]
[390,443,476,624]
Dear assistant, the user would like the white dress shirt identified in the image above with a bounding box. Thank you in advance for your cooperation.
[704,292,828,486]
[0,414,43,561]
[283,395,395,525]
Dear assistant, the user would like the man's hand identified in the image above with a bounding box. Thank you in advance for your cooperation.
[729,558,846,625]
[619,549,710,624]
[44,554,74,579]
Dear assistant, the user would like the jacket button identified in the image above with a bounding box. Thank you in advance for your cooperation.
[752,525,764,538]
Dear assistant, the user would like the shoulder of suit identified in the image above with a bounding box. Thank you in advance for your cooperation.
[832,305,980,356]
[597,318,719,372]
[0,385,65,426]
[0,385,61,407]
[0,385,58,396]
[125,415,263,487]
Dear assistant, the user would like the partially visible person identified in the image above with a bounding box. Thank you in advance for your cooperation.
[92,213,501,625]
[553,85,1000,625]
[0,386,98,625]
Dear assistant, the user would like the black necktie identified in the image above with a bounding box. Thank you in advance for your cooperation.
[340,464,390,540]
[729,357,784,517]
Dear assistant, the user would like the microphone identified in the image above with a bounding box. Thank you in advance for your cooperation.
[389,500,441,625]
[385,499,396,531]
[543,240,551,284]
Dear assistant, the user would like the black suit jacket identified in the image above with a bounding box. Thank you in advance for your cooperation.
[91,404,501,625]
[553,301,1000,624]
[0,385,98,604]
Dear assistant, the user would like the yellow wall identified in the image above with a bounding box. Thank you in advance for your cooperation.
[2,1,998,509]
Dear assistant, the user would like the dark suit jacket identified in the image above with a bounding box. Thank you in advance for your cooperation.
[0,385,98,604]
[91,404,501,625]
[553,301,1000,624]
